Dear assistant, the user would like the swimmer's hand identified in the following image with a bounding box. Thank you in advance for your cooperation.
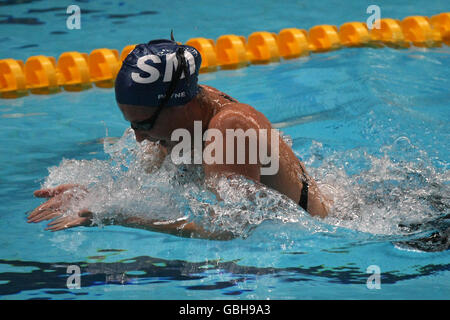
[28,184,92,231]
[33,183,79,198]
[29,184,233,239]
[45,210,92,231]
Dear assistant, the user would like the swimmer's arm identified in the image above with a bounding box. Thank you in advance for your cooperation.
[203,104,264,185]
[42,210,234,240]
[204,104,331,217]
[114,215,235,240]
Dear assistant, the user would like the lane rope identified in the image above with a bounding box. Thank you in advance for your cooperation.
[0,13,449,99]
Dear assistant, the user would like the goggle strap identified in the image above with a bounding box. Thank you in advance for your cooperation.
[146,47,187,128]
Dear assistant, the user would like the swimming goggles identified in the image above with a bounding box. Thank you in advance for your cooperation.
[130,46,189,132]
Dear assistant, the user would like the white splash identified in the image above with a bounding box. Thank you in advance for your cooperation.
[42,130,449,240]
[308,137,449,236]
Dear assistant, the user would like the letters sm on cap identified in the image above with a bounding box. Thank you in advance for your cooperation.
[131,51,196,84]
[115,41,202,108]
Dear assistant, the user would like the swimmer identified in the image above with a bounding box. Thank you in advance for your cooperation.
[28,39,331,239]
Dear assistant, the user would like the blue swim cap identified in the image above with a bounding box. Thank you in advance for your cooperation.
[115,39,202,107]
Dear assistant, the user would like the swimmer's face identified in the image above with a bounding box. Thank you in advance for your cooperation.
[118,102,194,149]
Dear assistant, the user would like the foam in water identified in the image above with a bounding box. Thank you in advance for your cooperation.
[42,129,449,246]
[308,137,449,239]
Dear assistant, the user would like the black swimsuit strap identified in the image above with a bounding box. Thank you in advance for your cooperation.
[220,93,237,102]
[299,180,308,211]
[298,165,309,211]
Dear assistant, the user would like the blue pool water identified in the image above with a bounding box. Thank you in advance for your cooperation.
[0,0,449,299]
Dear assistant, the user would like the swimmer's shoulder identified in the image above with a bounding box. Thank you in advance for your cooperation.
[208,102,272,131]
[199,84,240,104]
[198,84,272,130]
